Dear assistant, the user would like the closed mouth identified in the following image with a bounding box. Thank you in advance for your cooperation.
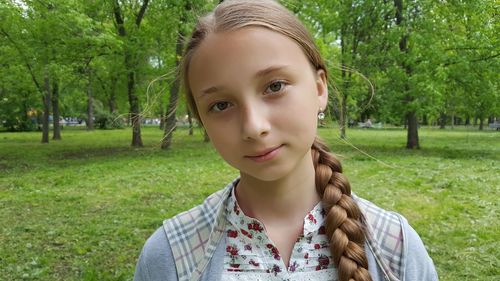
[245,144,283,158]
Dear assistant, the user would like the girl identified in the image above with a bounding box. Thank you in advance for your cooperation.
[134,1,438,280]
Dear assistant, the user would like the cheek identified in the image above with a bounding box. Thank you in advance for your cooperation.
[203,121,236,153]
[280,94,318,126]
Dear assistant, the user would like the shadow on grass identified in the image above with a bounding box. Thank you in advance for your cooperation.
[330,143,498,161]
[58,147,133,159]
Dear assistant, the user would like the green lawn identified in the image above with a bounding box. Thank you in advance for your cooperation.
[1,126,498,280]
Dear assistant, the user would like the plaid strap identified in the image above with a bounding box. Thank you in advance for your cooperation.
[354,195,405,281]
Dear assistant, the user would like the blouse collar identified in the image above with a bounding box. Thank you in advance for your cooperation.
[225,183,327,238]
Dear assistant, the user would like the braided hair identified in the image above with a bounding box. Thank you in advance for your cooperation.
[313,138,371,281]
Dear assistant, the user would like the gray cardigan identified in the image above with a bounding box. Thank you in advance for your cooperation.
[134,218,438,281]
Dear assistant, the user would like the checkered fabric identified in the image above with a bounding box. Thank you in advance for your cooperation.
[354,195,404,281]
[163,180,235,281]
[164,180,404,281]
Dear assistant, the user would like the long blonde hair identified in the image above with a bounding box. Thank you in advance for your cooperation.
[181,1,372,280]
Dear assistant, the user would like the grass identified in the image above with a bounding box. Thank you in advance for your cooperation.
[0,126,498,280]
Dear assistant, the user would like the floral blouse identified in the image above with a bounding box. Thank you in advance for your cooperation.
[222,188,337,281]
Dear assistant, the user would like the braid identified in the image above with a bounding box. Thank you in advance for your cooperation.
[312,137,372,281]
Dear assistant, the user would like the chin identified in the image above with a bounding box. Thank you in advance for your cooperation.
[239,164,294,182]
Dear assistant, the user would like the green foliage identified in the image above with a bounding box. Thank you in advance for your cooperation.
[94,109,125,130]
[0,127,498,280]
[0,0,498,139]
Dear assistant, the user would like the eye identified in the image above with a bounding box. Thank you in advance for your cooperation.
[265,81,287,95]
[210,101,231,112]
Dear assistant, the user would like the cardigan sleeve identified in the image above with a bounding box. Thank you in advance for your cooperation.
[134,227,178,281]
[402,219,439,281]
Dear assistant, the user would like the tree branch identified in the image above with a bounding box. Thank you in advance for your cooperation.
[0,28,42,93]
[135,0,150,27]
[443,52,500,67]
[444,46,494,52]
[113,0,126,37]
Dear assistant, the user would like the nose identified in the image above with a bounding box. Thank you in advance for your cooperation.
[240,104,270,141]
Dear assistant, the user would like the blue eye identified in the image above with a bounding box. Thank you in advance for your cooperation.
[210,101,231,112]
[266,81,287,94]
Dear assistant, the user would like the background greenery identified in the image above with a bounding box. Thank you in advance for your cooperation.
[1,0,498,147]
[1,127,499,280]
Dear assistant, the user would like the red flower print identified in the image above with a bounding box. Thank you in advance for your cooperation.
[265,244,281,260]
[228,268,242,272]
[230,263,240,268]
[304,253,309,259]
[307,213,317,224]
[317,254,330,270]
[226,245,239,256]
[249,259,260,267]
[240,229,252,238]
[227,230,238,238]
[314,243,321,250]
[248,222,264,232]
[318,225,326,235]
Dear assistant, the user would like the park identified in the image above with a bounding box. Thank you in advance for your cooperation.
[1,0,499,280]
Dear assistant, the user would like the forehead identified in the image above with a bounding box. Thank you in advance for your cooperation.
[188,26,312,94]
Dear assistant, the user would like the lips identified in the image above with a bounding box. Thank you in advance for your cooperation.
[245,145,283,162]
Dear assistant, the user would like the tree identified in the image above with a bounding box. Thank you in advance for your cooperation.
[112,0,150,147]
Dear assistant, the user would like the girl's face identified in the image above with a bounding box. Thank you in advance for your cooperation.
[189,27,328,182]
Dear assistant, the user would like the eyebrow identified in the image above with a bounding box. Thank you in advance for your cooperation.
[255,64,290,78]
[199,64,291,97]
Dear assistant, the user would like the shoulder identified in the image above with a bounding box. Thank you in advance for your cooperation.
[400,218,439,281]
[163,183,232,243]
[354,195,405,279]
[134,227,178,281]
[159,180,236,281]
[353,195,438,281]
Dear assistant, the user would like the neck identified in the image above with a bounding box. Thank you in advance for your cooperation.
[235,151,320,226]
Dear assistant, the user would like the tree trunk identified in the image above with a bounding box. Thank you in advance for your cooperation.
[41,69,51,143]
[108,77,117,113]
[113,0,149,147]
[127,67,143,146]
[87,71,94,130]
[187,107,193,136]
[479,116,484,130]
[340,96,347,138]
[406,111,419,149]
[161,30,183,149]
[51,79,61,140]
[439,112,446,129]
[394,0,419,149]
[339,26,348,139]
